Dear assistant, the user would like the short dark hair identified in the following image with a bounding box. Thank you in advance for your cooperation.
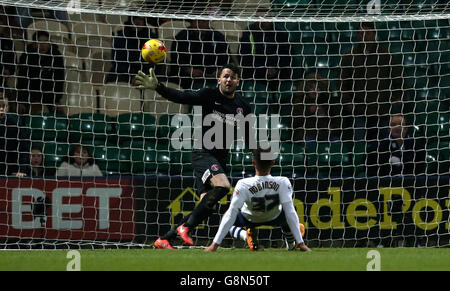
[31,144,43,153]
[68,144,94,166]
[220,63,241,77]
[33,30,50,41]
[360,22,375,30]
[252,146,274,172]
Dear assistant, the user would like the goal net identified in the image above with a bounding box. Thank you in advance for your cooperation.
[0,0,449,249]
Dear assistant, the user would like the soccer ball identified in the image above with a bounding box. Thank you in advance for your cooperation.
[141,39,167,64]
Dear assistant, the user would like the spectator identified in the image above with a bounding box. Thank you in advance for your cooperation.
[291,73,342,142]
[0,6,22,38]
[238,17,294,91]
[16,6,69,29]
[366,114,426,177]
[16,30,65,114]
[14,145,55,177]
[339,22,406,143]
[0,97,28,175]
[56,144,103,177]
[169,18,230,89]
[0,15,16,92]
[106,16,159,85]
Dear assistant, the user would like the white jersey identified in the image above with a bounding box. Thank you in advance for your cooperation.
[237,175,293,223]
[213,174,303,245]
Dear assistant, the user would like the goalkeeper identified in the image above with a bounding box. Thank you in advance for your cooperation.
[205,147,311,252]
[135,63,252,249]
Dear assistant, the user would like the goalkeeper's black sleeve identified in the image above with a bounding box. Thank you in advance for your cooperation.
[155,83,206,105]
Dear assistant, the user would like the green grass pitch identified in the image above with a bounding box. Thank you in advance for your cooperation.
[1,248,450,271]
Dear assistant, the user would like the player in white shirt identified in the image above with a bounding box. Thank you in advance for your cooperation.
[205,147,311,252]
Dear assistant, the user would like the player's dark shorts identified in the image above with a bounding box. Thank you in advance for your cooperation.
[192,150,227,195]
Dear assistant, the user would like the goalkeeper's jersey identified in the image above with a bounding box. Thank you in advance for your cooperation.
[155,85,252,159]
[234,175,294,223]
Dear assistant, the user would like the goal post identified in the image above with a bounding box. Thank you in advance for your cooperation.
[0,0,449,249]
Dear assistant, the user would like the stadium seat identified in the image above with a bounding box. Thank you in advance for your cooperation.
[191,80,218,90]
[297,22,328,43]
[143,82,190,121]
[13,39,25,60]
[105,14,128,30]
[277,117,294,142]
[61,81,97,116]
[99,82,143,118]
[155,141,192,175]
[101,0,141,9]
[272,142,305,176]
[157,20,189,63]
[275,80,297,116]
[352,141,367,177]
[388,40,416,54]
[63,50,84,71]
[300,43,329,57]
[210,20,243,63]
[72,22,113,59]
[229,140,252,166]
[315,0,359,15]
[305,140,352,177]
[157,113,193,143]
[413,99,441,125]
[116,112,157,142]
[228,141,253,177]
[87,48,112,87]
[92,146,131,174]
[42,142,70,169]
[426,140,450,175]
[68,113,115,145]
[328,22,358,43]
[130,147,158,174]
[25,113,69,142]
[66,10,106,28]
[26,20,71,45]
[422,112,450,140]
[414,88,444,100]
[403,67,430,89]
[240,80,271,115]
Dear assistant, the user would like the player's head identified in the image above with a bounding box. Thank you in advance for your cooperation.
[252,146,275,174]
[218,63,240,98]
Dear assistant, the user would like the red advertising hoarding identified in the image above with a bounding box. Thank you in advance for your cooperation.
[0,178,135,240]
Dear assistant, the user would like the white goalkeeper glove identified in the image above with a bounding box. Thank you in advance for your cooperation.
[135,68,158,90]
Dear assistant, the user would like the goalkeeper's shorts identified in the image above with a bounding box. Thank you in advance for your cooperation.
[192,150,227,195]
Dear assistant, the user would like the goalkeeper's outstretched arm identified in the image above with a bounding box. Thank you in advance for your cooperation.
[135,68,205,105]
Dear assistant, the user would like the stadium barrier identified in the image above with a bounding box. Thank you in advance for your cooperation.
[1,175,449,248]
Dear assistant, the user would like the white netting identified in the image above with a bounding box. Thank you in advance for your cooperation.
[0,0,449,249]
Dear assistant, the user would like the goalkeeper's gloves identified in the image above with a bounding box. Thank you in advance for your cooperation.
[135,68,158,90]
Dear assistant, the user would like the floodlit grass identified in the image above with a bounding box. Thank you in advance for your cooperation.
[1,248,450,271]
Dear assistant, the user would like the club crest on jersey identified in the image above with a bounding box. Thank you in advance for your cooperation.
[236,107,243,114]
[211,164,219,172]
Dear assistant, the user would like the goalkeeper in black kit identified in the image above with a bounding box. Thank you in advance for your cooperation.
[135,63,252,249]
